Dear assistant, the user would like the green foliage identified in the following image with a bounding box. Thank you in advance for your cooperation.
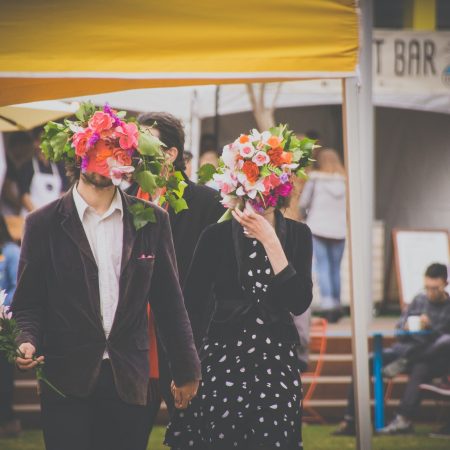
[75,101,96,122]
[135,170,158,195]
[128,202,157,230]
[166,193,188,214]
[138,133,164,157]
[197,163,217,185]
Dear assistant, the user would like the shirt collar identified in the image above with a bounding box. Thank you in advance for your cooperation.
[73,185,123,222]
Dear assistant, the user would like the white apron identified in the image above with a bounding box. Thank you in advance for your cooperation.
[22,158,62,214]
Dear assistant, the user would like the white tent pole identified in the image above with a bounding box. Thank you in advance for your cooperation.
[190,89,201,182]
[359,0,375,318]
[342,76,372,450]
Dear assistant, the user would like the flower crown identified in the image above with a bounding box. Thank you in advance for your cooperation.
[41,102,187,229]
[204,125,315,221]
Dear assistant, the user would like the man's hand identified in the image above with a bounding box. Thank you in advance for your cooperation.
[420,314,430,329]
[171,380,199,409]
[16,343,44,370]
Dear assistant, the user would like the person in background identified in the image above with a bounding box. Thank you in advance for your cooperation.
[183,150,194,179]
[132,112,223,443]
[17,128,69,214]
[334,263,450,436]
[198,133,219,168]
[299,148,346,323]
[0,132,34,215]
[420,376,450,439]
[0,214,21,438]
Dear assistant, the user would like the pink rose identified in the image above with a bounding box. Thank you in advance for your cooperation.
[72,129,92,157]
[252,151,270,167]
[88,111,114,133]
[115,122,139,150]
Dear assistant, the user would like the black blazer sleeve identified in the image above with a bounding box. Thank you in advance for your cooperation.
[149,212,201,386]
[183,224,218,348]
[11,214,46,348]
[265,222,313,316]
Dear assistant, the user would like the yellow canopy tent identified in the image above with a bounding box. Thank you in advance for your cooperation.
[0,1,374,449]
[0,0,357,105]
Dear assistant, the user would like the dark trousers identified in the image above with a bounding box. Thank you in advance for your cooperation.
[0,354,15,424]
[346,336,450,421]
[41,360,151,450]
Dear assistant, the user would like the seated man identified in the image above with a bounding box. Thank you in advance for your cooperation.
[420,376,450,440]
[333,263,450,436]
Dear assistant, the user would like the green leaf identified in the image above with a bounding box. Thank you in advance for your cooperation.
[295,168,308,180]
[260,165,271,177]
[49,132,69,160]
[148,160,163,175]
[135,170,157,195]
[167,194,188,214]
[299,138,315,153]
[128,203,156,230]
[137,132,164,156]
[217,208,233,223]
[197,163,217,185]
[75,101,96,122]
[116,111,127,118]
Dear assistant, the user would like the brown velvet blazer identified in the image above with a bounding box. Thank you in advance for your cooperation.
[11,189,200,405]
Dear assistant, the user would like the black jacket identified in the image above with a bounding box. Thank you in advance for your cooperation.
[184,210,313,348]
[11,189,200,405]
[168,176,224,284]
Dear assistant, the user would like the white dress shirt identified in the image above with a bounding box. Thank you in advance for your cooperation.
[73,186,123,358]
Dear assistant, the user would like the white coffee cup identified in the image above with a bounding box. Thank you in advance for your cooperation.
[407,315,422,332]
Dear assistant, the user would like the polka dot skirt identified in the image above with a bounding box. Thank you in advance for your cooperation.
[165,240,304,450]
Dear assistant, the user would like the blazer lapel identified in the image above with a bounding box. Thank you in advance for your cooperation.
[59,190,97,266]
[119,191,138,277]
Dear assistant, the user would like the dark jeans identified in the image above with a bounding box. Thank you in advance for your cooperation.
[0,353,15,424]
[345,335,450,421]
[41,360,151,450]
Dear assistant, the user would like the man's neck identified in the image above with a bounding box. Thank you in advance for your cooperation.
[76,178,116,215]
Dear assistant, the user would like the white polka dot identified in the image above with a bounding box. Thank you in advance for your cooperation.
[260,392,266,398]
[237,340,242,347]
[248,347,255,353]
[256,317,264,324]
[265,268,271,274]
[219,433,224,439]
[280,382,288,389]
[248,270,253,276]
[252,334,256,339]
[267,368,272,375]
[259,417,264,423]
[266,337,271,344]
[226,381,234,387]
[222,410,230,418]
[219,355,227,363]
[255,281,262,288]
[237,396,243,402]
[211,376,217,382]
[210,406,215,412]
[275,354,281,360]
[249,252,257,259]
[270,404,278,409]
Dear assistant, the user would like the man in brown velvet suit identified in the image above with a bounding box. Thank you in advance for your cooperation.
[12,165,201,450]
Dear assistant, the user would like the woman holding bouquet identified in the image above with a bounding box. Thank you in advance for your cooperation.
[165,127,313,450]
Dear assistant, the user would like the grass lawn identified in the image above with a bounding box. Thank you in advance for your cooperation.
[0,425,449,449]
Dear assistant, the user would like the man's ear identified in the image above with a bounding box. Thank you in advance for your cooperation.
[165,147,178,164]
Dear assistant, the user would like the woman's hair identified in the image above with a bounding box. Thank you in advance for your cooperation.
[316,148,345,175]
[0,214,13,246]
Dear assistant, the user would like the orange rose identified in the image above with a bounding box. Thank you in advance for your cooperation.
[267,136,282,148]
[113,148,132,166]
[281,151,292,164]
[267,147,283,166]
[239,134,250,144]
[242,161,260,183]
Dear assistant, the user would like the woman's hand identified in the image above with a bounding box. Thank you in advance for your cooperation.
[231,208,277,246]
[231,207,289,275]
[171,380,199,409]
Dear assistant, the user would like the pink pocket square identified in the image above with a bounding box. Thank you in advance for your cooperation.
[138,254,155,260]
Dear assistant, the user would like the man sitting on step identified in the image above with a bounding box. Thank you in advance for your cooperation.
[333,263,450,436]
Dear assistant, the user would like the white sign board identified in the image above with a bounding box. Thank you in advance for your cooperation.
[373,30,450,95]
[393,229,450,306]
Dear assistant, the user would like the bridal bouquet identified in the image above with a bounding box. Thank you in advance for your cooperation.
[206,125,315,220]
[41,102,187,229]
[0,290,65,397]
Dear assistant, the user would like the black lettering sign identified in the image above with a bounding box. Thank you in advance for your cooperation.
[394,39,405,76]
[374,38,384,75]
[424,40,437,75]
[408,40,420,75]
